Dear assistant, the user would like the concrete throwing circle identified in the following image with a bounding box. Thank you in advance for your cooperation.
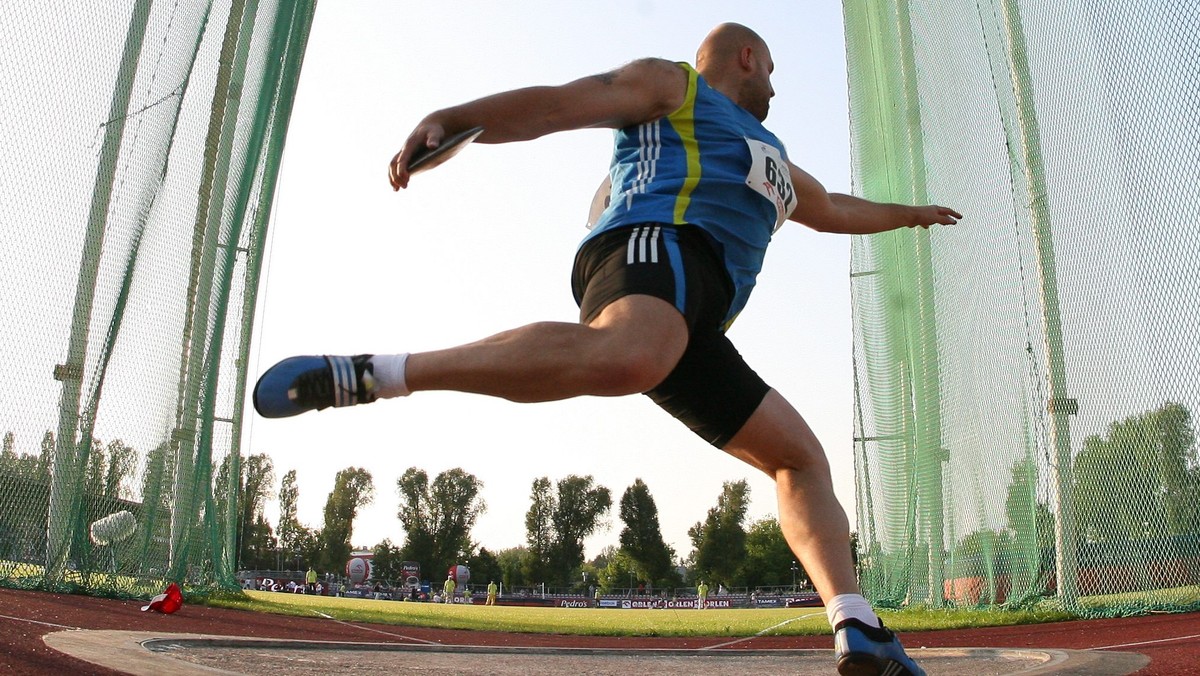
[44,630,1149,676]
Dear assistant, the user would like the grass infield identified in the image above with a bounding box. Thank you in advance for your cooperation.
[204,590,1077,638]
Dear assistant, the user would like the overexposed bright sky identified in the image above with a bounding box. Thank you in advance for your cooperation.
[246,0,860,563]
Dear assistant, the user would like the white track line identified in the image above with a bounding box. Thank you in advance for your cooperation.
[701,612,826,650]
[1088,632,1200,651]
[0,613,80,631]
[311,610,439,644]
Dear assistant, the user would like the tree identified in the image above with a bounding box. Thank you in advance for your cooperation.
[688,480,750,587]
[291,525,320,572]
[277,469,302,553]
[465,547,502,590]
[523,477,554,584]
[137,441,173,562]
[0,432,56,482]
[1,432,15,470]
[317,467,374,571]
[1075,402,1200,544]
[102,439,136,499]
[494,546,529,589]
[372,539,404,583]
[396,467,486,580]
[238,454,275,565]
[597,547,639,593]
[1149,403,1199,535]
[240,515,278,570]
[548,475,611,584]
[37,431,53,481]
[213,454,238,560]
[523,475,612,586]
[618,479,676,587]
[739,517,797,588]
[1004,455,1054,599]
[84,437,105,495]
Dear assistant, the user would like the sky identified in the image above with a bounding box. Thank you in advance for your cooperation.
[245,0,861,566]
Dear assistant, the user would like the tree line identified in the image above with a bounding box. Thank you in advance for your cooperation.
[909,401,1200,605]
[0,429,817,590]
[234,459,807,592]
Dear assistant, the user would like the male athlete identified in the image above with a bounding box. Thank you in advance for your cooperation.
[255,23,958,675]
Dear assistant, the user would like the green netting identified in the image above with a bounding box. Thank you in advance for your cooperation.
[0,0,314,598]
[845,0,1200,616]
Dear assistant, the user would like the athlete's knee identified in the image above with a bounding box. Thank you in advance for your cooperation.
[583,300,687,395]
[589,346,678,395]
[724,391,833,476]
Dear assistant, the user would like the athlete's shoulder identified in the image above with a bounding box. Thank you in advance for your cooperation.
[621,57,690,75]
[600,58,690,122]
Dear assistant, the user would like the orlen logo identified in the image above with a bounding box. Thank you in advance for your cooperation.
[558,600,590,608]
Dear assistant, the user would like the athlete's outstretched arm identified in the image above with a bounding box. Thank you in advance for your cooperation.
[390,58,687,190]
[786,161,961,234]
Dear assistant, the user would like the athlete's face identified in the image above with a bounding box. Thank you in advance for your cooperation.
[740,44,776,122]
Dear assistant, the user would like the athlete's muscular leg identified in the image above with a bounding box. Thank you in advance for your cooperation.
[405,294,688,403]
[721,389,861,601]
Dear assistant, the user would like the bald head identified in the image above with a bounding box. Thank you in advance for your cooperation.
[696,23,767,73]
[695,23,775,121]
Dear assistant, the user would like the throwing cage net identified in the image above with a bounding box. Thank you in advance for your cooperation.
[846,0,1200,615]
[0,0,314,597]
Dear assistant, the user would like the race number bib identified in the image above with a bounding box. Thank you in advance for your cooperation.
[744,137,796,231]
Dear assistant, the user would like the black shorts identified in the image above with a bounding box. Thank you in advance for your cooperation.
[571,224,770,447]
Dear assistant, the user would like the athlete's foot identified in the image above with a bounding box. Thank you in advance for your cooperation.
[834,618,926,676]
[253,355,378,418]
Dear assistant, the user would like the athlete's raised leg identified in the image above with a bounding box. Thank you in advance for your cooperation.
[406,295,688,402]
[253,294,688,418]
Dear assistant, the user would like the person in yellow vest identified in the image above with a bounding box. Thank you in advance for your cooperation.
[486,580,498,606]
[305,567,317,594]
[696,581,709,609]
[443,573,456,604]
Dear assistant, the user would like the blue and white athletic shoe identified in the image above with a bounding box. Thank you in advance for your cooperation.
[834,618,926,676]
[253,355,377,418]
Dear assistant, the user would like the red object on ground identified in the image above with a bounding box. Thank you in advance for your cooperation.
[140,583,183,614]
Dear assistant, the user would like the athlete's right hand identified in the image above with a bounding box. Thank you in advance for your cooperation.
[389,120,445,190]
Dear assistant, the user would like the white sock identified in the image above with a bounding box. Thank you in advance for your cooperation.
[370,353,410,398]
[825,593,881,629]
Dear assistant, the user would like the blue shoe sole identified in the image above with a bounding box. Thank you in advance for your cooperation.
[835,620,925,676]
[839,654,915,676]
[253,355,328,418]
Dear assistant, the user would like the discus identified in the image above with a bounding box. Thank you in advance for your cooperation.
[586,174,612,229]
[407,126,484,175]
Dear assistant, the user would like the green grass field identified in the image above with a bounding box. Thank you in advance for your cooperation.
[6,557,1195,637]
[204,590,1076,638]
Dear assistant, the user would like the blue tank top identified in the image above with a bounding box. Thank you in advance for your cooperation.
[584,63,796,329]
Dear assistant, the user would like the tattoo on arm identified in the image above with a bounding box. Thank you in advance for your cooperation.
[592,71,617,85]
